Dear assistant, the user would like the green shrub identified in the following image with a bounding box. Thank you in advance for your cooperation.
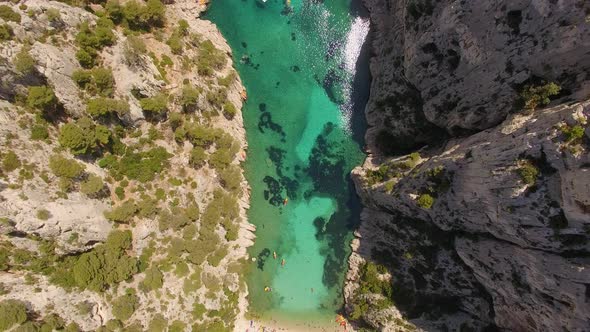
[140,93,168,116]
[76,49,95,68]
[75,19,116,68]
[217,71,236,88]
[417,193,434,209]
[91,67,115,96]
[119,0,165,31]
[36,209,51,220]
[206,88,227,110]
[139,267,163,292]
[148,314,167,332]
[178,19,189,34]
[49,154,84,179]
[169,320,186,332]
[219,165,241,192]
[521,82,561,110]
[2,150,21,172]
[46,8,61,24]
[0,5,21,23]
[104,200,137,223]
[73,68,115,96]
[0,24,13,41]
[111,294,138,321]
[167,30,183,54]
[189,147,207,169]
[27,86,57,111]
[0,299,28,331]
[207,246,228,267]
[87,98,129,118]
[180,85,200,112]
[517,161,539,185]
[196,40,226,76]
[58,118,111,155]
[223,102,237,119]
[80,174,105,196]
[30,124,49,140]
[99,147,171,182]
[14,48,36,76]
[123,35,147,67]
[562,125,585,143]
[51,230,138,292]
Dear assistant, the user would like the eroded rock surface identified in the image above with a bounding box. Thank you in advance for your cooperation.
[348,100,590,330]
[364,0,590,153]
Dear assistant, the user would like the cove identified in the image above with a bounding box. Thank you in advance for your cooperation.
[205,0,371,326]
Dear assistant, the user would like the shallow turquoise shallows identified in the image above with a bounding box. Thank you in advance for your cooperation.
[205,0,370,326]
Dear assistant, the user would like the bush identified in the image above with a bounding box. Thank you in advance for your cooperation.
[49,154,84,179]
[139,267,163,292]
[196,40,226,76]
[100,147,171,182]
[0,299,28,331]
[36,209,51,220]
[169,320,186,332]
[148,314,167,332]
[75,19,116,68]
[0,24,13,41]
[80,174,105,196]
[27,86,56,111]
[51,230,138,292]
[30,124,49,140]
[189,147,207,169]
[104,200,137,223]
[13,48,36,76]
[87,98,129,118]
[223,101,237,119]
[562,125,585,143]
[521,82,561,110]
[178,19,189,35]
[91,67,115,96]
[167,30,183,54]
[517,161,539,185]
[2,150,21,172]
[58,118,111,155]
[111,294,138,321]
[180,84,200,112]
[73,68,115,97]
[119,0,165,31]
[0,5,21,23]
[416,193,434,209]
[140,93,168,115]
[219,165,241,192]
[123,35,147,67]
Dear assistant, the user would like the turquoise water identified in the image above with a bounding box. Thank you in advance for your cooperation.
[205,0,370,326]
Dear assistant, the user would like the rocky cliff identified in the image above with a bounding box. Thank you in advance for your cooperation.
[0,1,253,331]
[363,0,590,154]
[346,0,590,331]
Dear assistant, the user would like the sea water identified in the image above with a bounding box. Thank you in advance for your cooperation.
[205,0,370,326]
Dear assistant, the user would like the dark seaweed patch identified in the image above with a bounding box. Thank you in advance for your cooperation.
[257,248,271,270]
[258,112,286,142]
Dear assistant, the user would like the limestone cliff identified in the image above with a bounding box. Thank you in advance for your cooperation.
[0,0,253,330]
[346,0,590,331]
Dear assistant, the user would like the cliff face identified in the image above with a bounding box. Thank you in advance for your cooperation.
[0,1,252,330]
[347,0,590,331]
[363,0,590,154]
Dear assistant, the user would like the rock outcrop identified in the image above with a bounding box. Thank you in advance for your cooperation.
[347,0,590,331]
[364,0,590,154]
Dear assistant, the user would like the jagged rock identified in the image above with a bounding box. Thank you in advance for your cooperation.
[363,0,590,153]
[29,43,86,117]
[348,102,590,331]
